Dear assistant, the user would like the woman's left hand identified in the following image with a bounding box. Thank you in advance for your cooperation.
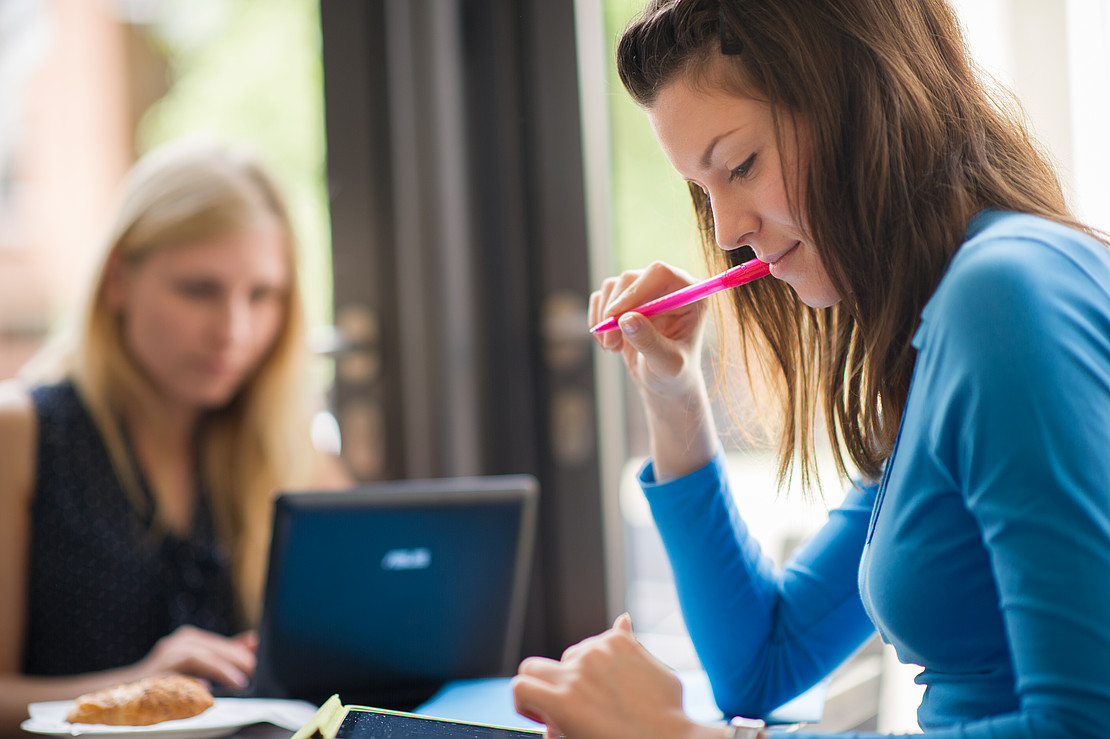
[512,614,719,739]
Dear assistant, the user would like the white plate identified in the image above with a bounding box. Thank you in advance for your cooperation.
[22,698,320,739]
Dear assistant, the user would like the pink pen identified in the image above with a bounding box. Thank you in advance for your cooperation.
[589,258,771,334]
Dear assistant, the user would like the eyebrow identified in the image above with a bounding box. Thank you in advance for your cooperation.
[701,127,742,169]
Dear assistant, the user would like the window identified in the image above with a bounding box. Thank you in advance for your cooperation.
[0,0,332,386]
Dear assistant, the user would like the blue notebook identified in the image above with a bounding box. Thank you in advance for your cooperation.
[415,672,827,730]
[292,696,542,739]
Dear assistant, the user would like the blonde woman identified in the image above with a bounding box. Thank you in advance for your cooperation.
[0,138,350,733]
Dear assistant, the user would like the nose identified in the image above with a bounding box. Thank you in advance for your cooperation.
[711,194,758,251]
[214,294,253,347]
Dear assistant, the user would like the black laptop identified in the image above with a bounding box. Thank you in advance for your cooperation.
[250,474,539,709]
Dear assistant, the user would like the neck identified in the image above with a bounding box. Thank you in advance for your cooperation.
[120,394,204,536]
[120,394,202,451]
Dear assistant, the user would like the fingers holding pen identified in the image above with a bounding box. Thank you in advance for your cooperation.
[589,271,641,351]
[588,262,699,349]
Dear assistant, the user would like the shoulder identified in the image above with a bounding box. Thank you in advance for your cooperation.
[0,378,35,435]
[913,212,1110,403]
[312,451,354,490]
[0,379,38,507]
[940,212,1110,304]
[922,212,1110,344]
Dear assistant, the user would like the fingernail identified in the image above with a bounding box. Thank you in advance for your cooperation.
[619,315,640,334]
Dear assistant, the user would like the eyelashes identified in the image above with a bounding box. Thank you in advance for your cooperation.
[728,153,757,182]
[688,151,758,206]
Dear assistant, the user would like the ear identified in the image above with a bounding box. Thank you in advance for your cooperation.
[102,251,130,311]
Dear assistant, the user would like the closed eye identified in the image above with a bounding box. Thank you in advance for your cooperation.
[728,153,757,182]
[250,285,283,303]
[175,280,221,300]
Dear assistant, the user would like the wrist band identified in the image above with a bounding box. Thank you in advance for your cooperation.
[727,716,766,739]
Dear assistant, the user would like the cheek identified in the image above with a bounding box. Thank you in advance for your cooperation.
[123,303,189,359]
[799,252,841,308]
[747,166,795,226]
[249,304,288,357]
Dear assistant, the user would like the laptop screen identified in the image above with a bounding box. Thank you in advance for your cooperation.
[252,474,539,708]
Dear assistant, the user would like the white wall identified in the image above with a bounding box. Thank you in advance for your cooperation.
[952,0,1110,233]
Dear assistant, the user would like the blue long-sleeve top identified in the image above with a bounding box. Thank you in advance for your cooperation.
[639,211,1110,737]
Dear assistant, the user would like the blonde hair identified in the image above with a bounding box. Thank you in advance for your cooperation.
[23,137,318,623]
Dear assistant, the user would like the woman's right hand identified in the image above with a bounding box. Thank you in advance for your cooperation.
[589,262,719,481]
[135,626,257,690]
[589,262,709,398]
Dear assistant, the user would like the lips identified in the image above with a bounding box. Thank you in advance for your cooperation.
[195,359,240,379]
[758,241,801,278]
[761,241,800,265]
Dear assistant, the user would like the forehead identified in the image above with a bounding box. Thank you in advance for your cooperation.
[648,76,773,160]
[651,74,771,125]
[143,221,290,281]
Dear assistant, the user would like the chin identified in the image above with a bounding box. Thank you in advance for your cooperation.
[190,384,245,411]
[789,280,841,309]
[801,294,841,309]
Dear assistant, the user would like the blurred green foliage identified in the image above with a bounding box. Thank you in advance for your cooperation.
[602,0,701,275]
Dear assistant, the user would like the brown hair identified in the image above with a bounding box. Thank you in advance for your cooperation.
[617,0,1095,486]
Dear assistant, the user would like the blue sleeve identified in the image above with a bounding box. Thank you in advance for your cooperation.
[642,220,1110,738]
[639,453,877,719]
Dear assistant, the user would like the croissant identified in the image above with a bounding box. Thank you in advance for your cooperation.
[66,675,214,726]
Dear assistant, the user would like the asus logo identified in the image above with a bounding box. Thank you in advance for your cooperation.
[381,547,432,571]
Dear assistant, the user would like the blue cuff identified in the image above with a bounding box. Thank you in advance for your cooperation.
[638,447,729,495]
